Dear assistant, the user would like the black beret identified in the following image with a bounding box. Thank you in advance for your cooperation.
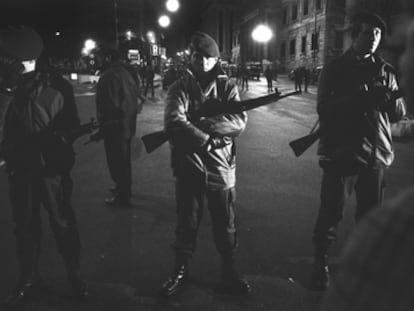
[0,26,43,61]
[190,31,219,58]
[351,12,387,35]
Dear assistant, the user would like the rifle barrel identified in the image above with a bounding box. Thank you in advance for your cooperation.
[142,90,300,153]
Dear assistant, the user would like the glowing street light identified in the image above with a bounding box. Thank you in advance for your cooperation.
[82,38,97,56]
[158,15,171,28]
[251,24,273,43]
[84,39,97,50]
[126,30,133,40]
[147,31,156,44]
[166,0,180,13]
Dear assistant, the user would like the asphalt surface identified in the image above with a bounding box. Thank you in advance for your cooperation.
[0,75,413,311]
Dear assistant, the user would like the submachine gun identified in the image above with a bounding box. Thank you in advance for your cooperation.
[142,90,301,153]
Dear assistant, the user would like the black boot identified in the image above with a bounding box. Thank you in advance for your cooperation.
[159,253,190,297]
[309,255,330,291]
[217,255,251,296]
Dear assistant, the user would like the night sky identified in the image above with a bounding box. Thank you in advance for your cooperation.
[0,0,203,58]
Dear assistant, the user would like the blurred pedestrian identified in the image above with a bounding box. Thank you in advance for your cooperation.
[95,48,143,206]
[0,25,88,305]
[144,65,155,97]
[160,31,250,297]
[241,65,249,91]
[264,66,274,93]
[309,12,406,291]
[294,66,304,92]
[304,67,311,92]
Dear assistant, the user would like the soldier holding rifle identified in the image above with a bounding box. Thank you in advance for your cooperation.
[309,12,406,291]
[159,32,250,297]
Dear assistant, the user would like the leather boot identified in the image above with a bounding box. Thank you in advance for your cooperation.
[309,255,330,291]
[217,255,251,295]
[159,253,190,297]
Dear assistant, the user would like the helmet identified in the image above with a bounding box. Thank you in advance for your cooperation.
[0,26,43,61]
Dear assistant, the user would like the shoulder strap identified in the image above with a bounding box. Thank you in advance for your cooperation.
[216,75,228,103]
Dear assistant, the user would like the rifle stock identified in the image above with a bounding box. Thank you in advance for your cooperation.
[289,127,321,157]
[141,130,169,153]
[141,90,300,153]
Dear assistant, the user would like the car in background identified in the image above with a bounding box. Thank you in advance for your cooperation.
[246,62,262,80]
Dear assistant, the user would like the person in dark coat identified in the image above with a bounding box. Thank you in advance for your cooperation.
[0,26,88,305]
[264,66,274,92]
[309,12,406,291]
[241,65,249,91]
[304,67,311,92]
[95,48,143,206]
[144,65,155,97]
[320,11,414,309]
[294,66,304,92]
[160,31,251,297]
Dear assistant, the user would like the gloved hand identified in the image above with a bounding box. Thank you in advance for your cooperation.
[363,86,392,111]
[205,136,231,151]
[0,57,25,92]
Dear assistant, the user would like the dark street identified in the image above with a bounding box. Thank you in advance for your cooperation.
[0,75,413,310]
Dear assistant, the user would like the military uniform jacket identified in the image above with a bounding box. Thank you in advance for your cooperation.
[317,48,406,167]
[164,67,247,190]
[3,70,80,174]
[96,61,140,139]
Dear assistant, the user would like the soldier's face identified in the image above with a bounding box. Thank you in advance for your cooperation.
[353,23,382,56]
[399,21,414,112]
[191,51,218,74]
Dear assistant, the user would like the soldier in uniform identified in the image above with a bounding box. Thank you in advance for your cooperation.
[160,32,251,297]
[309,12,406,291]
[0,26,88,305]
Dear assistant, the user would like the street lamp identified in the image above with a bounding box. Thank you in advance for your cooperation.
[82,38,97,56]
[158,15,171,28]
[166,0,180,13]
[251,24,273,43]
[251,24,273,71]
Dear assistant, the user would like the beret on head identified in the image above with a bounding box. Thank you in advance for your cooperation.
[0,26,43,61]
[190,31,220,58]
[351,11,387,35]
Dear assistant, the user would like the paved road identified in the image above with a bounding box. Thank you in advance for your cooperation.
[0,75,412,310]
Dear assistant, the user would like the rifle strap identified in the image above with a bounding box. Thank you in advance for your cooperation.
[216,75,227,103]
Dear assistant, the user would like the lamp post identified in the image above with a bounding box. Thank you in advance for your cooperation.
[251,24,273,71]
[113,0,119,48]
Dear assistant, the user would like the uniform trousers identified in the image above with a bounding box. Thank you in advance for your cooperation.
[172,176,237,257]
[8,170,81,280]
[312,160,385,257]
[103,133,132,200]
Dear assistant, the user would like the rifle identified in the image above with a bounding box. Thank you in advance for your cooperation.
[142,90,301,153]
[289,89,404,157]
[52,118,116,144]
[289,120,320,157]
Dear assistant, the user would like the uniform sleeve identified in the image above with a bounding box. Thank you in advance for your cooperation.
[198,82,247,137]
[164,81,210,149]
[49,76,80,130]
[384,73,406,123]
[0,93,13,143]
